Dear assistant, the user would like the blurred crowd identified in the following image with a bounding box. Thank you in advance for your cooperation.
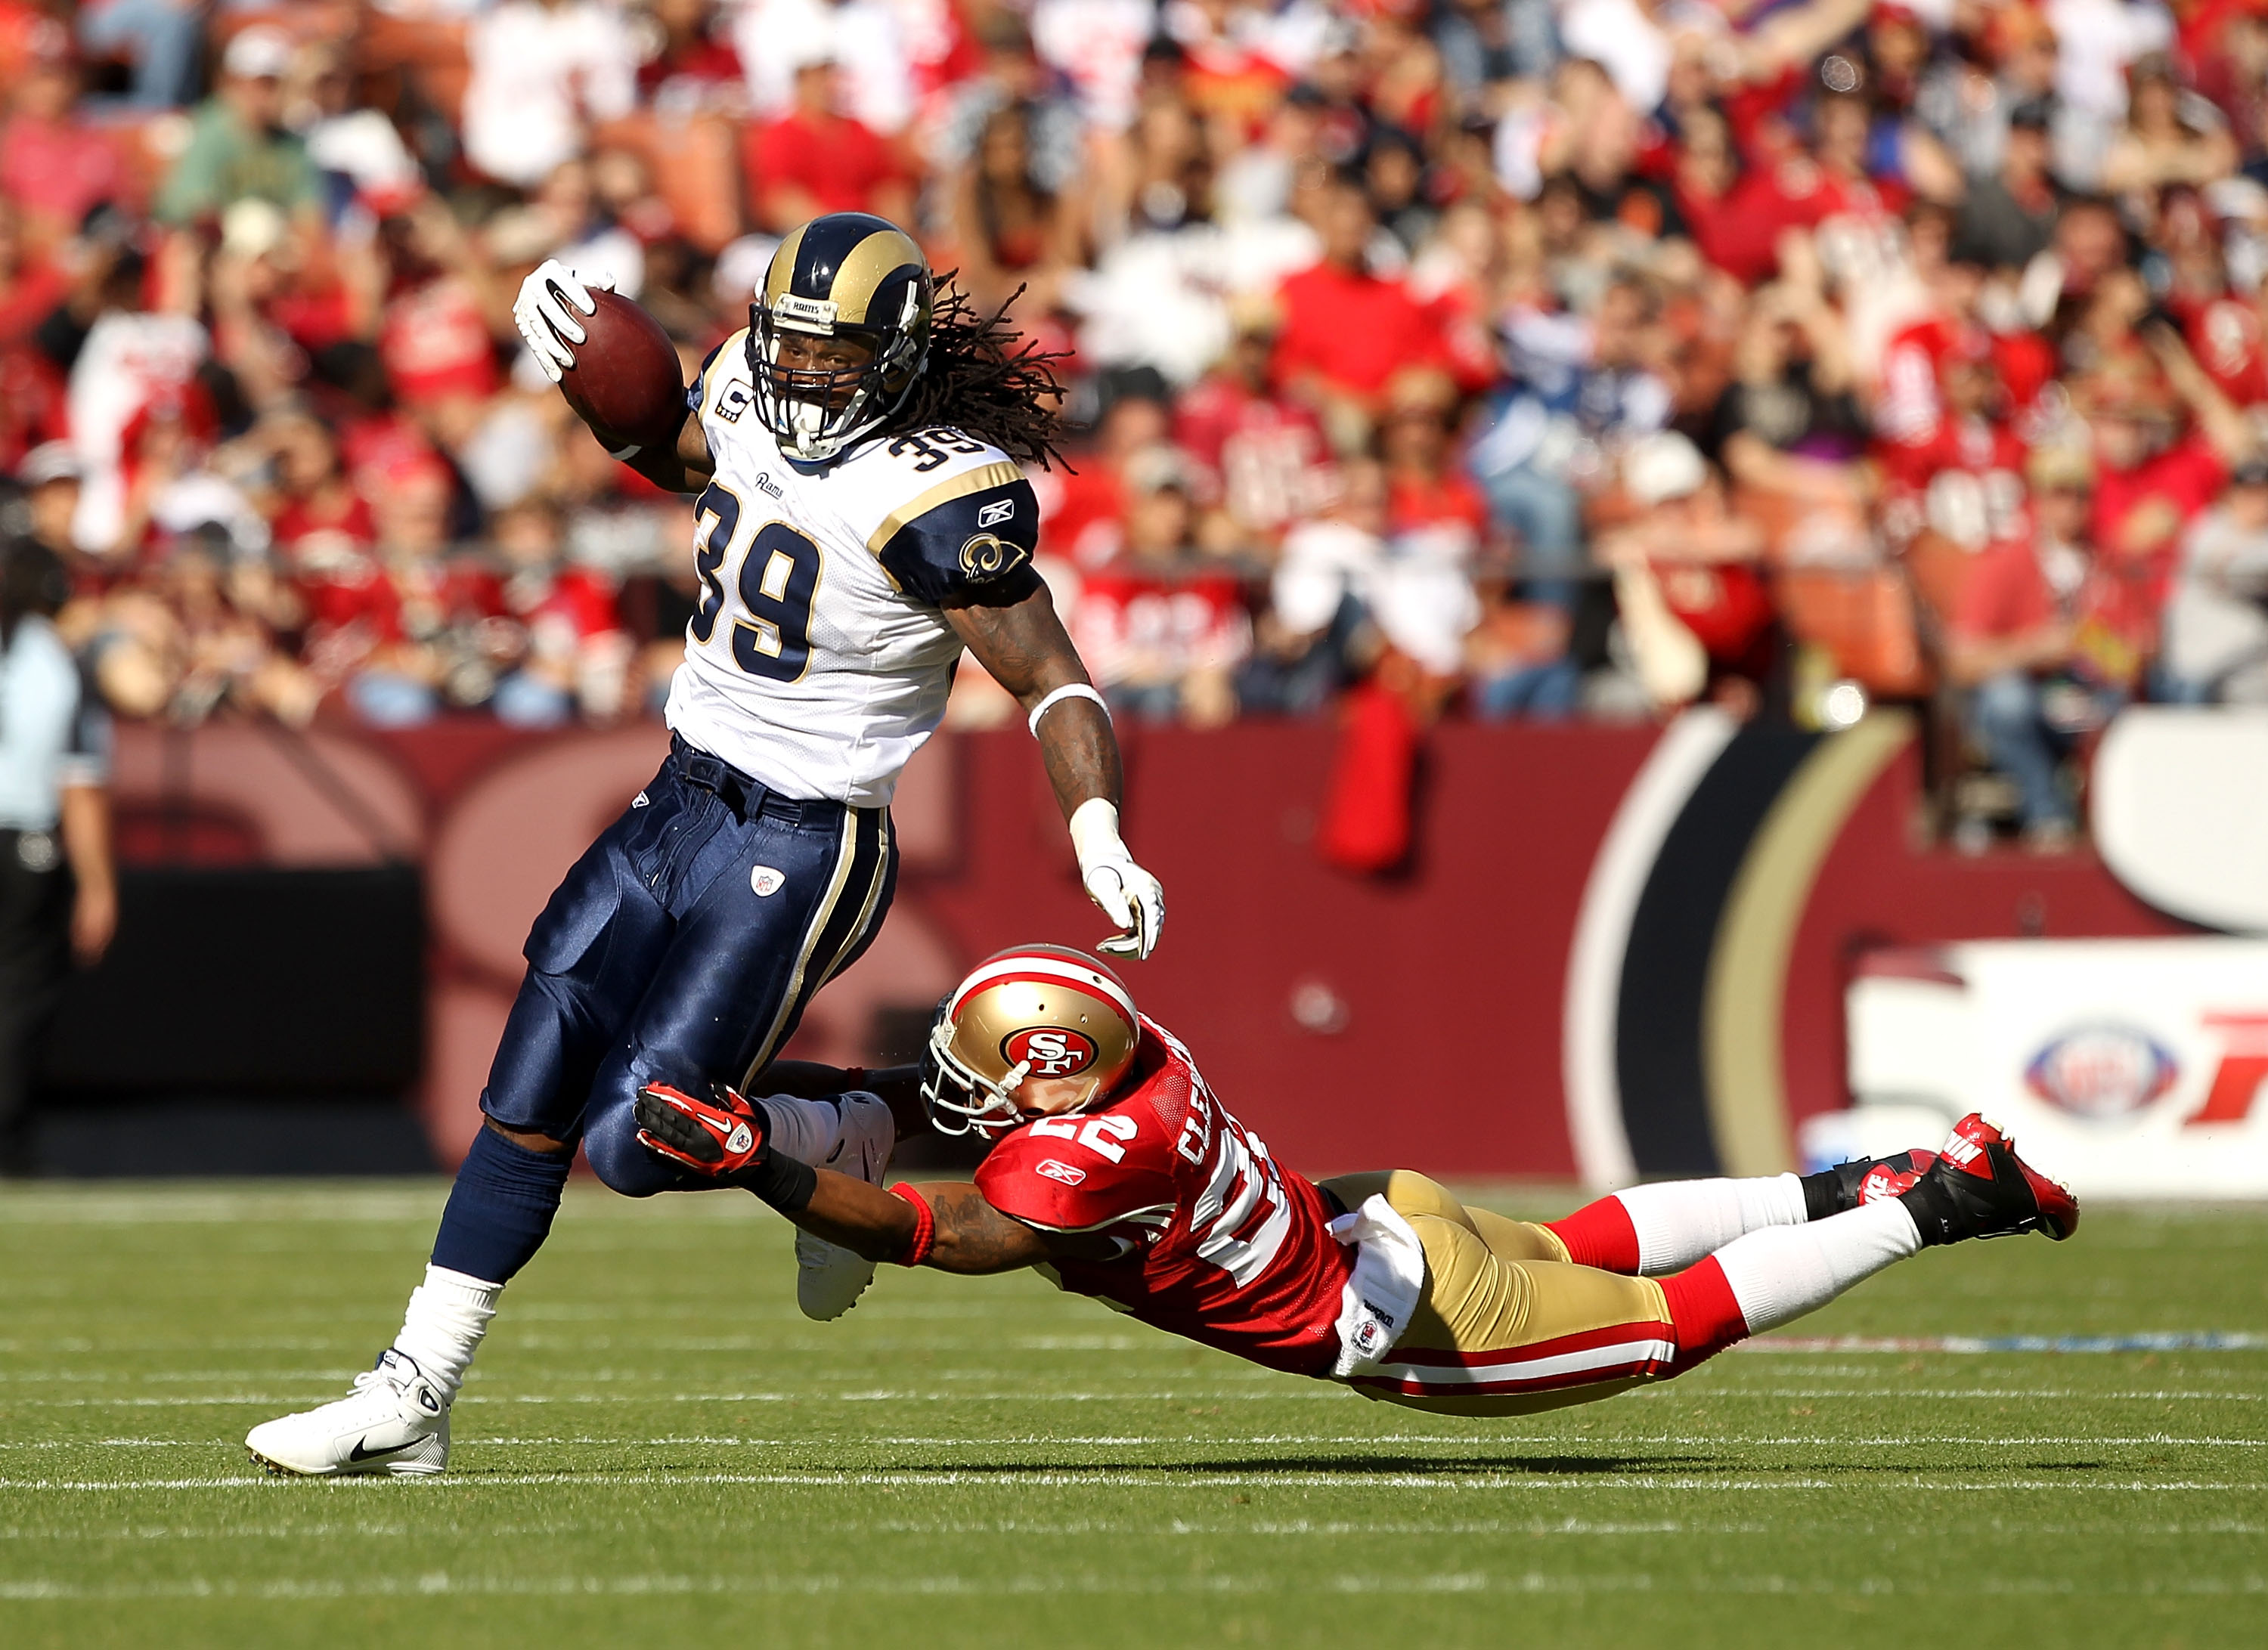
[8,1,2268,843]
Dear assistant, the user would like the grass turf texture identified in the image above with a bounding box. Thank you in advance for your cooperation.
[0,1184,2261,1649]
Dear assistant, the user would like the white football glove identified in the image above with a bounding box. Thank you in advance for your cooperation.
[513,259,615,384]
[1069,798,1165,960]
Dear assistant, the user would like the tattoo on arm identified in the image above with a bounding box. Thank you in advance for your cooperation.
[947,587,1124,821]
[924,1183,1055,1274]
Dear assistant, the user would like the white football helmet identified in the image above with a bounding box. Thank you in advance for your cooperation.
[922,944,1142,1138]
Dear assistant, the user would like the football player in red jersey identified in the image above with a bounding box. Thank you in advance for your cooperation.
[636,946,2078,1416]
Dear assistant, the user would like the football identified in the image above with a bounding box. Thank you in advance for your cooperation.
[556,288,686,453]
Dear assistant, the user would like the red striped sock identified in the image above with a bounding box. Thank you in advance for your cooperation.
[1658,1256,1750,1371]
[1545,1196,1644,1273]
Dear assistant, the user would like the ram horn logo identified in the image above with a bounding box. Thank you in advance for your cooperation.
[958,532,1027,580]
[2025,1025,2180,1119]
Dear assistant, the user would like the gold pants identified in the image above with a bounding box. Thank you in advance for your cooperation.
[1319,1172,1681,1417]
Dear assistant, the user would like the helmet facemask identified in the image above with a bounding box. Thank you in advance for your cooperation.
[747,278,928,464]
[919,1007,1030,1140]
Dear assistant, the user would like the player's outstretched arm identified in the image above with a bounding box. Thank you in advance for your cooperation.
[631,1085,1068,1273]
[948,588,1165,959]
[797,1173,1057,1275]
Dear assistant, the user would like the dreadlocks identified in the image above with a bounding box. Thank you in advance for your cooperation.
[889,278,1070,471]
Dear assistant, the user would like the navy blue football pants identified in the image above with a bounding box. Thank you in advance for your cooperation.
[479,735,897,1197]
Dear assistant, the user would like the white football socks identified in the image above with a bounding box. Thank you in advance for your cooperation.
[1615,1173,1811,1275]
[1709,1199,1923,1335]
[392,1265,501,1404]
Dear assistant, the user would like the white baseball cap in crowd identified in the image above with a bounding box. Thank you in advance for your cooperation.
[16,442,81,488]
[1623,430,1708,508]
[223,26,296,82]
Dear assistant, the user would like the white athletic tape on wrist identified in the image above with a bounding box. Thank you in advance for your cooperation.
[1067,797,1126,871]
[1027,683,1111,738]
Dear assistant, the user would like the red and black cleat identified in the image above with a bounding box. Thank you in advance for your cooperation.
[1854,1149,1936,1205]
[1900,1113,2080,1245]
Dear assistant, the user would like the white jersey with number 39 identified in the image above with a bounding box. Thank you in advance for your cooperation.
[666,328,1043,806]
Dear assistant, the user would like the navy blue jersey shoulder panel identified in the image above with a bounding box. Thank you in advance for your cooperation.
[875,475,1043,608]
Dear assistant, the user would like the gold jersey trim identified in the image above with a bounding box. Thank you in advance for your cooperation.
[863,460,1025,555]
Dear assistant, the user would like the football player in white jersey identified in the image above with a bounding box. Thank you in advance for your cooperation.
[246,214,1163,1476]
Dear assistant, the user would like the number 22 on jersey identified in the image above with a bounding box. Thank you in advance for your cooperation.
[689,481,824,683]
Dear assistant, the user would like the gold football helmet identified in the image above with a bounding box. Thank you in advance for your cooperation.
[748,212,934,463]
[922,944,1142,1138]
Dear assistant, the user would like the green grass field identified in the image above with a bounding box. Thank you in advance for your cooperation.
[1,1182,2261,1649]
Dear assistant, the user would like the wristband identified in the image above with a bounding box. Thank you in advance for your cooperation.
[744,1152,817,1214]
[888,1183,936,1267]
[1027,683,1110,738]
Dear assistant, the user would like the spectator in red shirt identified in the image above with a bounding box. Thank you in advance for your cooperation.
[1271,178,1448,434]
[370,197,515,445]
[491,497,631,726]
[0,36,123,252]
[1032,387,1178,569]
[1172,303,1332,552]
[1600,431,1777,716]
[2082,325,2254,593]
[1947,447,2153,846]
[265,412,378,559]
[745,51,912,234]
[1372,370,1493,704]
[0,198,68,472]
[1064,445,1251,727]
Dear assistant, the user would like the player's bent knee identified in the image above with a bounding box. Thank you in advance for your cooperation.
[578,1107,678,1198]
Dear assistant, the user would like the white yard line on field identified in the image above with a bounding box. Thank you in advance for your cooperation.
[13,1385,2266,1410]
[1742,1334,2268,1354]
[6,1430,2263,1455]
[2,1570,2260,1603]
[0,1472,2251,1494]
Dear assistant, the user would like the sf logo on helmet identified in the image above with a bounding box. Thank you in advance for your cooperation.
[1003,1026,1097,1076]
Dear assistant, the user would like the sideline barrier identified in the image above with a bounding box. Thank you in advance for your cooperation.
[54,714,2191,1181]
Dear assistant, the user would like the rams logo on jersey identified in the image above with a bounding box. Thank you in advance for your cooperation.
[959,532,1027,581]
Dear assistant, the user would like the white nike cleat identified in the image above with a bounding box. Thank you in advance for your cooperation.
[795,1091,896,1321]
[246,1348,450,1477]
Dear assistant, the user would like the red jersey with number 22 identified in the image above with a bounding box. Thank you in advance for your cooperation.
[974,1017,1354,1377]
